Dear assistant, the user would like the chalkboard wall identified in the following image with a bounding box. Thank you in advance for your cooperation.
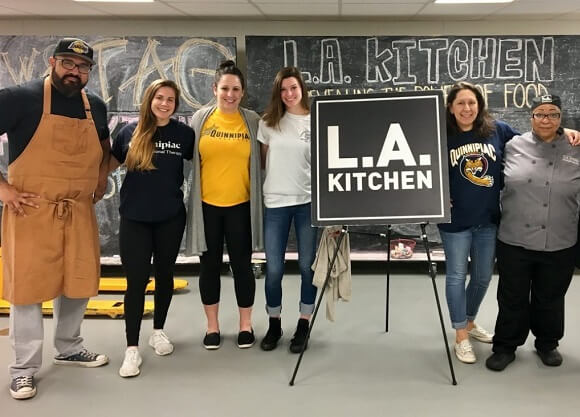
[0,35,236,258]
[3,34,580,259]
[246,35,580,247]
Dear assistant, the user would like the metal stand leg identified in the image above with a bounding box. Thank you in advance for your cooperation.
[289,227,347,386]
[385,225,391,332]
[420,223,457,385]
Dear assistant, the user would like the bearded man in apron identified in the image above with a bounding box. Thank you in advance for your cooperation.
[0,38,111,400]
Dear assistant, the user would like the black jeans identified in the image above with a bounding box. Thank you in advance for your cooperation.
[119,206,186,346]
[492,240,575,353]
[199,201,254,308]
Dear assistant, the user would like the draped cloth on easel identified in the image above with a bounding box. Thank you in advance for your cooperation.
[311,226,351,321]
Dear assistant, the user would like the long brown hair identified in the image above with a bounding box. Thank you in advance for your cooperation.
[446,81,495,139]
[262,67,310,128]
[125,79,180,171]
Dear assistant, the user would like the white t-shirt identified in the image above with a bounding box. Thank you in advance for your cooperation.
[257,112,311,208]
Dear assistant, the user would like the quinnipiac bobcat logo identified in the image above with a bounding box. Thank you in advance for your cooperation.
[460,153,494,187]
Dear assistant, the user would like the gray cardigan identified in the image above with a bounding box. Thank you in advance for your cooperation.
[185,105,264,255]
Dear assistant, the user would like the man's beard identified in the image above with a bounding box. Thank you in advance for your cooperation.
[51,71,87,97]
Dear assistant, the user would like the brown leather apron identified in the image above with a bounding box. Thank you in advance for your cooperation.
[1,76,102,305]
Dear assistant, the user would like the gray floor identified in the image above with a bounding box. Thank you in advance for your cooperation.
[1,269,580,416]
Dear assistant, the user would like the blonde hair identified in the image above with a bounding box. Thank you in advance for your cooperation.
[125,79,180,171]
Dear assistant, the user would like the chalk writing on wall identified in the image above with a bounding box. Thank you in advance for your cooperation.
[246,35,580,247]
[0,36,236,258]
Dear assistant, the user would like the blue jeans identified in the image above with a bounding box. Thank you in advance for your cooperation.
[439,224,497,329]
[264,203,319,316]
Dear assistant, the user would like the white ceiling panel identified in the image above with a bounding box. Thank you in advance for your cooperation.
[170,2,262,16]
[163,0,249,3]
[419,2,506,16]
[342,3,424,15]
[482,13,564,20]
[492,0,580,14]
[342,0,427,3]
[257,3,339,16]
[0,0,577,20]
[0,0,108,16]
[87,2,186,16]
[0,5,30,15]
[252,0,337,3]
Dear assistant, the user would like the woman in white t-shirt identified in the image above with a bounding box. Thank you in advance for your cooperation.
[257,67,319,353]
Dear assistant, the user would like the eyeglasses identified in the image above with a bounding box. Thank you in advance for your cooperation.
[56,58,92,74]
[532,112,561,120]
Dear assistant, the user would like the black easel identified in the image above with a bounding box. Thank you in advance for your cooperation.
[345,227,392,332]
[419,223,457,385]
[289,223,457,386]
[289,226,348,386]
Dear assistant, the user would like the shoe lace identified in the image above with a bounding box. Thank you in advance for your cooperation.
[15,376,33,389]
[124,349,140,363]
[78,348,99,361]
[153,331,170,345]
[458,340,474,354]
[472,324,491,337]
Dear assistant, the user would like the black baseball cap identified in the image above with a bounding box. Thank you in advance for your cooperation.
[531,94,561,111]
[53,38,95,65]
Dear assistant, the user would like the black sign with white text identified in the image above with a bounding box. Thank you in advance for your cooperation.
[311,91,450,226]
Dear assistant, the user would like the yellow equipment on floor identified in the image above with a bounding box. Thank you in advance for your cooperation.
[0,248,160,318]
[0,247,3,300]
[98,277,189,293]
[0,299,154,319]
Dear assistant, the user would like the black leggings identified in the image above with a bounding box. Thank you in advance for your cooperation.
[199,202,255,308]
[120,206,186,346]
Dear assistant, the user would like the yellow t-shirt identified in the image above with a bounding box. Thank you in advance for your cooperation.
[199,109,251,206]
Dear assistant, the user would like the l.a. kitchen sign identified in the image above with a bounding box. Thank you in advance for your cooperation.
[311,91,450,226]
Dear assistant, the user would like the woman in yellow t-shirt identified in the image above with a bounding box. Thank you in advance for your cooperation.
[185,61,263,349]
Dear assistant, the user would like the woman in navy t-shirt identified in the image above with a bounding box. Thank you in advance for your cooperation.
[438,82,517,364]
[110,79,194,378]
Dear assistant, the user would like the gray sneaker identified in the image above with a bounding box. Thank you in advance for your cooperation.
[10,376,36,400]
[54,348,109,367]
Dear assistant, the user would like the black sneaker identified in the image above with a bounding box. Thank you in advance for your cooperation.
[9,376,36,400]
[54,348,109,367]
[536,348,563,367]
[289,318,310,354]
[260,317,282,351]
[203,332,222,350]
[237,329,255,349]
[485,352,516,371]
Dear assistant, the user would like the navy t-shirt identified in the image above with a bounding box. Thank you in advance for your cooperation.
[438,120,518,233]
[0,78,109,164]
[112,119,194,222]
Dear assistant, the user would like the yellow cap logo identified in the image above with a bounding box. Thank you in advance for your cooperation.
[68,40,89,54]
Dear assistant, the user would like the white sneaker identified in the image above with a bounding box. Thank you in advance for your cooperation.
[119,348,142,378]
[468,323,494,343]
[455,339,476,364]
[148,330,174,356]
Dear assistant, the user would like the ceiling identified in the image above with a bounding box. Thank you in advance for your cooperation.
[0,0,579,21]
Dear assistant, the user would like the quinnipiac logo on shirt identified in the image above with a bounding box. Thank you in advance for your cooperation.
[459,153,494,187]
[202,124,250,140]
[154,140,182,156]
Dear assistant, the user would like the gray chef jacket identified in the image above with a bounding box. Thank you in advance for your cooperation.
[498,130,580,251]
